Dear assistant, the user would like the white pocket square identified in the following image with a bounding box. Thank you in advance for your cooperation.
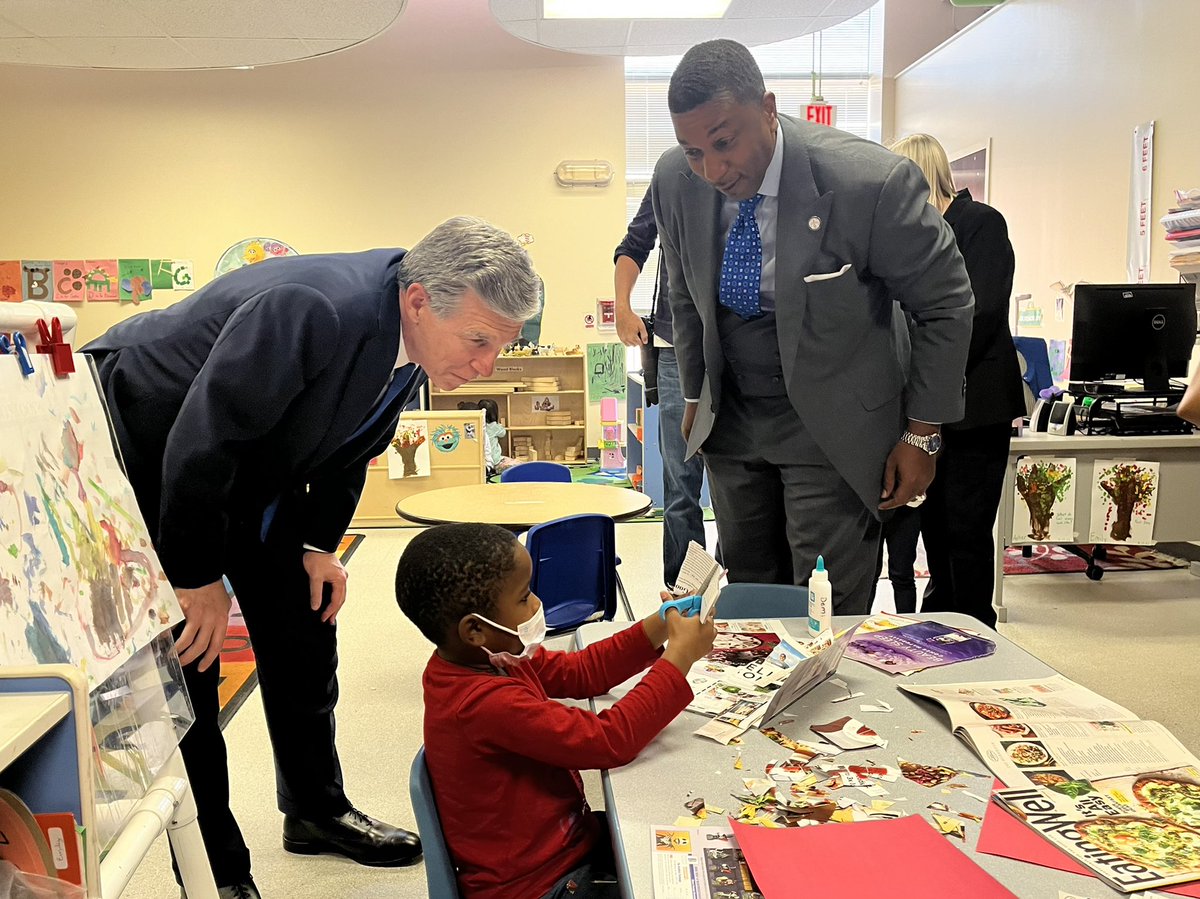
[803,263,853,283]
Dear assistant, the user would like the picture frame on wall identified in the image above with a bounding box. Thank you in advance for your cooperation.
[949,139,990,203]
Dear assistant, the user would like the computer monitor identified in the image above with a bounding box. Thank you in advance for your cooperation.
[1070,282,1197,392]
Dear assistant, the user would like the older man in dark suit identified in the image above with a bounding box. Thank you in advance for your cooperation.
[84,217,539,898]
[652,40,975,614]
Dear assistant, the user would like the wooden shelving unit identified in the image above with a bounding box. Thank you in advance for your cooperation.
[429,354,589,465]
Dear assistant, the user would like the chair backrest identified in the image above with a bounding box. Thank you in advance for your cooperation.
[525,513,618,630]
[1013,337,1054,410]
[409,747,461,899]
[500,460,573,483]
[715,583,808,620]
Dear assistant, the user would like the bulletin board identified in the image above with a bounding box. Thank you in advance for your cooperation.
[351,409,486,527]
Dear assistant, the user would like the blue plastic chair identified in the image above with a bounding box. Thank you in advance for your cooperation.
[1013,336,1054,412]
[409,747,460,899]
[525,513,633,634]
[500,460,573,483]
[715,583,808,620]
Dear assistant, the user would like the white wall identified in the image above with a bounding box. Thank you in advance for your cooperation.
[893,0,1198,346]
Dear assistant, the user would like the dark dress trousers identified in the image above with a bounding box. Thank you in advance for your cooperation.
[920,190,1027,627]
[84,249,425,884]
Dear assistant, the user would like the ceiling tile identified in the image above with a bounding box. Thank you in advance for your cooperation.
[536,19,630,49]
[489,0,538,21]
[820,0,876,15]
[172,37,315,68]
[2,0,163,38]
[0,16,32,37]
[725,0,833,18]
[0,35,84,65]
[42,35,194,68]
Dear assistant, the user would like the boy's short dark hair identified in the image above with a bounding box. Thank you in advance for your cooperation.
[395,523,519,644]
[667,39,766,115]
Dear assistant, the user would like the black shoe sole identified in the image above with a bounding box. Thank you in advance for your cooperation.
[282,837,423,867]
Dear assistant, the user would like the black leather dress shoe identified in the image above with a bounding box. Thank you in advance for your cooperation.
[181,880,261,899]
[282,807,422,867]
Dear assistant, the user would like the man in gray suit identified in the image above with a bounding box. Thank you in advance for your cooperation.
[652,40,974,614]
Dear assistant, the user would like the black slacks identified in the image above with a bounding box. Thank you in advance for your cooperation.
[919,422,1013,629]
[173,519,348,886]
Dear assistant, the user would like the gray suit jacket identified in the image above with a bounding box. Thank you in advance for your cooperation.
[652,114,974,513]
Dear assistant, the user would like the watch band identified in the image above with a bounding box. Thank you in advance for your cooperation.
[900,430,941,455]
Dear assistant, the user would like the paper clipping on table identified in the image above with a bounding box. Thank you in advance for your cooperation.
[649,822,761,899]
[671,540,723,620]
[759,624,861,726]
[845,616,996,675]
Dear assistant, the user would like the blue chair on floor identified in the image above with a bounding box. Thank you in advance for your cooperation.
[500,460,572,483]
[526,513,634,634]
[409,747,461,899]
[715,583,808,620]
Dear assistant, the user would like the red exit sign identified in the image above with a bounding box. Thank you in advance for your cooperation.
[805,104,837,127]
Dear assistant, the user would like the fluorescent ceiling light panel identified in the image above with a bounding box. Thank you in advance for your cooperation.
[543,0,732,18]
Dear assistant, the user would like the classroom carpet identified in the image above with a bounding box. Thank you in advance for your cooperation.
[216,533,365,729]
[1002,543,1188,575]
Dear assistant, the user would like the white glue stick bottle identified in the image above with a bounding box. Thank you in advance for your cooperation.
[807,555,832,640]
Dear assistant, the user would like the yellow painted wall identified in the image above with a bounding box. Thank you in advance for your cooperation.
[893,0,1199,346]
[0,22,627,361]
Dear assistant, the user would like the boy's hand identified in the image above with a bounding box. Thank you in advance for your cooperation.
[661,608,716,677]
[642,590,686,649]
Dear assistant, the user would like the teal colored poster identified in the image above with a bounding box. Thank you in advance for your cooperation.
[587,343,626,402]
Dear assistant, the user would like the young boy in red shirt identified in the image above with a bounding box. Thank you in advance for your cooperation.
[395,523,715,899]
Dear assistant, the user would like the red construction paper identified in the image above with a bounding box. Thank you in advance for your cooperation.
[976,781,1200,897]
[732,815,1018,899]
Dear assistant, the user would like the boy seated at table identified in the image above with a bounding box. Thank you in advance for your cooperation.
[395,523,715,899]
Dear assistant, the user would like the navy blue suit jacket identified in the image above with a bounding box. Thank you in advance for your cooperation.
[84,249,425,588]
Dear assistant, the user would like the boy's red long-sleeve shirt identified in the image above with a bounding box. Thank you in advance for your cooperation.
[422,621,693,899]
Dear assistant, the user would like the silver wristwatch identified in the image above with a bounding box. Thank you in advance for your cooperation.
[899,430,943,456]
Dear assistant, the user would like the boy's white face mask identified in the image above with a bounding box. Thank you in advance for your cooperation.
[473,603,546,669]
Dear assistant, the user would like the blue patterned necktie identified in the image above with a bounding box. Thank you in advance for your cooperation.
[719,193,765,319]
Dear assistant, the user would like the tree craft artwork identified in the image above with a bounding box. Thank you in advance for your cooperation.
[1015,461,1073,541]
[1097,463,1156,542]
[390,427,427,478]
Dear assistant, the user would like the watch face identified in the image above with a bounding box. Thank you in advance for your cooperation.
[927,433,943,454]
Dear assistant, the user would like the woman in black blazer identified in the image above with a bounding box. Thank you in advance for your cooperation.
[888,133,1027,628]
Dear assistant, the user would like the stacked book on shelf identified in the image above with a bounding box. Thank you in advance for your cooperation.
[1161,187,1200,275]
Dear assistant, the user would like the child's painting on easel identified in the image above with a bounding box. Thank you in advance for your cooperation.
[0,356,184,686]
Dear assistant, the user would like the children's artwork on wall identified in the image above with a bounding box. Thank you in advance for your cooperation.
[1089,460,1159,544]
[21,260,53,302]
[85,260,120,301]
[171,259,195,291]
[53,261,88,303]
[0,260,23,302]
[1012,456,1076,544]
[214,238,297,278]
[430,424,461,453]
[587,342,626,402]
[149,259,176,291]
[388,421,430,479]
[530,394,559,412]
[118,259,153,305]
[0,357,184,686]
[1047,339,1071,385]
[464,422,477,441]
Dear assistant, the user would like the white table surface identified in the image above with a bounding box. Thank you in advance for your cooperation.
[577,612,1152,899]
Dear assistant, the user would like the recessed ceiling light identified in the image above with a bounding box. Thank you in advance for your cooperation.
[233,65,255,70]
[543,0,732,19]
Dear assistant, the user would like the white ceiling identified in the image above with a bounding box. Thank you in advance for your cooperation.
[0,0,408,69]
[490,0,877,56]
[0,0,879,70]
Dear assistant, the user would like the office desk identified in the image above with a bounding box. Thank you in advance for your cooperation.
[395,481,652,529]
[578,613,1143,899]
[994,432,1200,621]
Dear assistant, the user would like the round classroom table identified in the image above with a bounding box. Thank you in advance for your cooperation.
[395,482,652,529]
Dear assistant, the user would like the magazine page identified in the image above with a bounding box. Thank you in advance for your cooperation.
[963,719,1200,787]
[650,823,762,899]
[759,624,861,725]
[899,675,1139,731]
[845,619,996,675]
[995,764,1200,893]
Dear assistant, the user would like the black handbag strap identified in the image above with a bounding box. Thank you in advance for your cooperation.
[648,251,665,323]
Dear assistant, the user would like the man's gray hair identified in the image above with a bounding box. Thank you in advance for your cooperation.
[668,39,766,115]
[398,216,540,321]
